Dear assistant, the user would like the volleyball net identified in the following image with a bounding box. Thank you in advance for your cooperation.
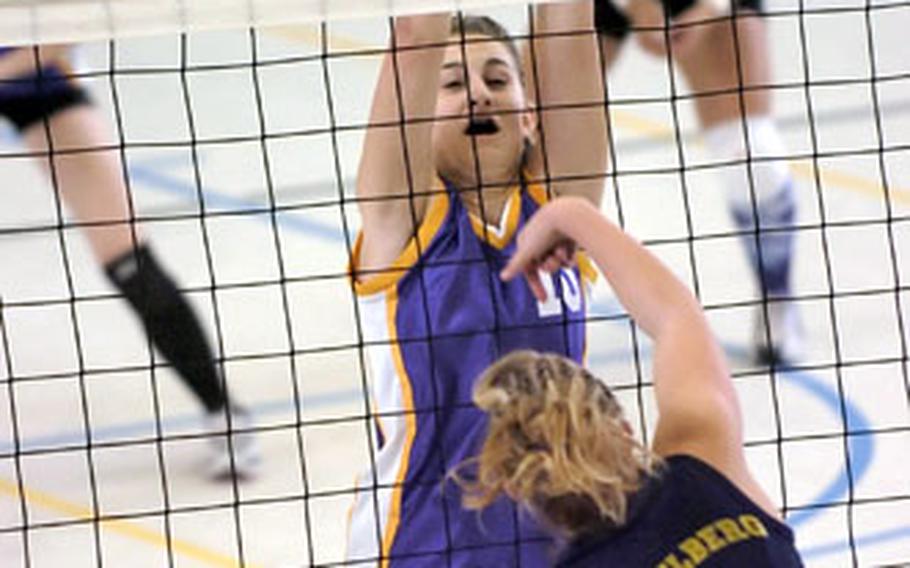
[0,0,559,46]
[1,0,908,566]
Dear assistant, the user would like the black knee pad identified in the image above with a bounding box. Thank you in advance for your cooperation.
[105,245,228,412]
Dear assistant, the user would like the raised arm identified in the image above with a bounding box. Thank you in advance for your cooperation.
[355,15,450,275]
[502,198,755,485]
[525,1,607,205]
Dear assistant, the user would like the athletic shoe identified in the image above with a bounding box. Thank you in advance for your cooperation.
[203,406,261,481]
[753,301,804,366]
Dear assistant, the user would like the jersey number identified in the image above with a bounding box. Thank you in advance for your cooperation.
[536,269,582,317]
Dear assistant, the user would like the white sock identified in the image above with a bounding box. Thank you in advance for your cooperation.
[703,116,791,210]
[703,117,796,297]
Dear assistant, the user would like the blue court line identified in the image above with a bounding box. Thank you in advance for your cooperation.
[127,166,897,552]
[1,126,18,145]
[0,135,343,243]
[586,306,875,531]
[1,334,895,559]
[129,164,345,243]
[777,366,874,528]
[0,388,363,454]
[1,162,903,558]
[585,329,895,560]
[802,524,910,560]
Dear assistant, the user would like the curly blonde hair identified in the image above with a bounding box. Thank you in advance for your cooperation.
[454,350,661,538]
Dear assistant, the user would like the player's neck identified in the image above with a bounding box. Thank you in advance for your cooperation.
[458,177,520,227]
[445,163,522,226]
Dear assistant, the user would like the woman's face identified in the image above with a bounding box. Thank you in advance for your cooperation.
[432,34,535,185]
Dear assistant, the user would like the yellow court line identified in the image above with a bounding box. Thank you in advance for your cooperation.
[610,110,678,141]
[267,24,909,207]
[789,161,910,206]
[611,109,910,206]
[269,24,382,53]
[0,478,260,568]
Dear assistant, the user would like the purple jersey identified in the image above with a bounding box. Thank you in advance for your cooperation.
[348,179,593,567]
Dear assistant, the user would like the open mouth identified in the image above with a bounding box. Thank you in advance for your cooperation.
[465,118,500,136]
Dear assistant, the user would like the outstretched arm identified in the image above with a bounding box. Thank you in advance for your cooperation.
[524,1,607,205]
[355,15,450,275]
[502,198,744,474]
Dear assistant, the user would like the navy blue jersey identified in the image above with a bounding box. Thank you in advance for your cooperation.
[558,455,803,568]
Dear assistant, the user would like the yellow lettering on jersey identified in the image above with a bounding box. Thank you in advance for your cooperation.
[654,515,775,568]
[714,518,749,543]
[696,524,726,552]
[658,553,693,568]
[679,537,709,565]
[739,514,769,537]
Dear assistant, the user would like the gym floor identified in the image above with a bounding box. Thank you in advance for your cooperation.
[1,1,908,566]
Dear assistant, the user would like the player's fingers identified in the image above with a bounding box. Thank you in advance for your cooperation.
[503,228,554,281]
[541,255,562,274]
[501,245,537,281]
[555,242,576,265]
[526,268,548,302]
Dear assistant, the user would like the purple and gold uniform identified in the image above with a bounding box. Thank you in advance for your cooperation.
[0,46,88,131]
[348,179,595,567]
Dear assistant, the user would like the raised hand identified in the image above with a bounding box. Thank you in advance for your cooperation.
[501,202,576,301]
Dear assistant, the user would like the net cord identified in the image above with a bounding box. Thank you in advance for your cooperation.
[1,0,553,47]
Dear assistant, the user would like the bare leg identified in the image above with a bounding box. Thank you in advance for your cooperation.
[21,101,261,477]
[21,104,141,265]
[675,13,803,363]
[674,13,771,128]
[598,35,625,73]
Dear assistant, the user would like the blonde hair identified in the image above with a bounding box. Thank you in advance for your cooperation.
[455,350,661,538]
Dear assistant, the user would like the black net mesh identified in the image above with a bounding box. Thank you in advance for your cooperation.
[0,1,908,566]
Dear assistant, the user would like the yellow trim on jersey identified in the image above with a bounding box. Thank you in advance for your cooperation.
[351,190,450,297]
[528,181,599,284]
[527,181,550,206]
[468,185,523,249]
[576,252,598,284]
[468,180,600,283]
[380,289,417,567]
[579,263,590,367]
[343,475,359,561]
